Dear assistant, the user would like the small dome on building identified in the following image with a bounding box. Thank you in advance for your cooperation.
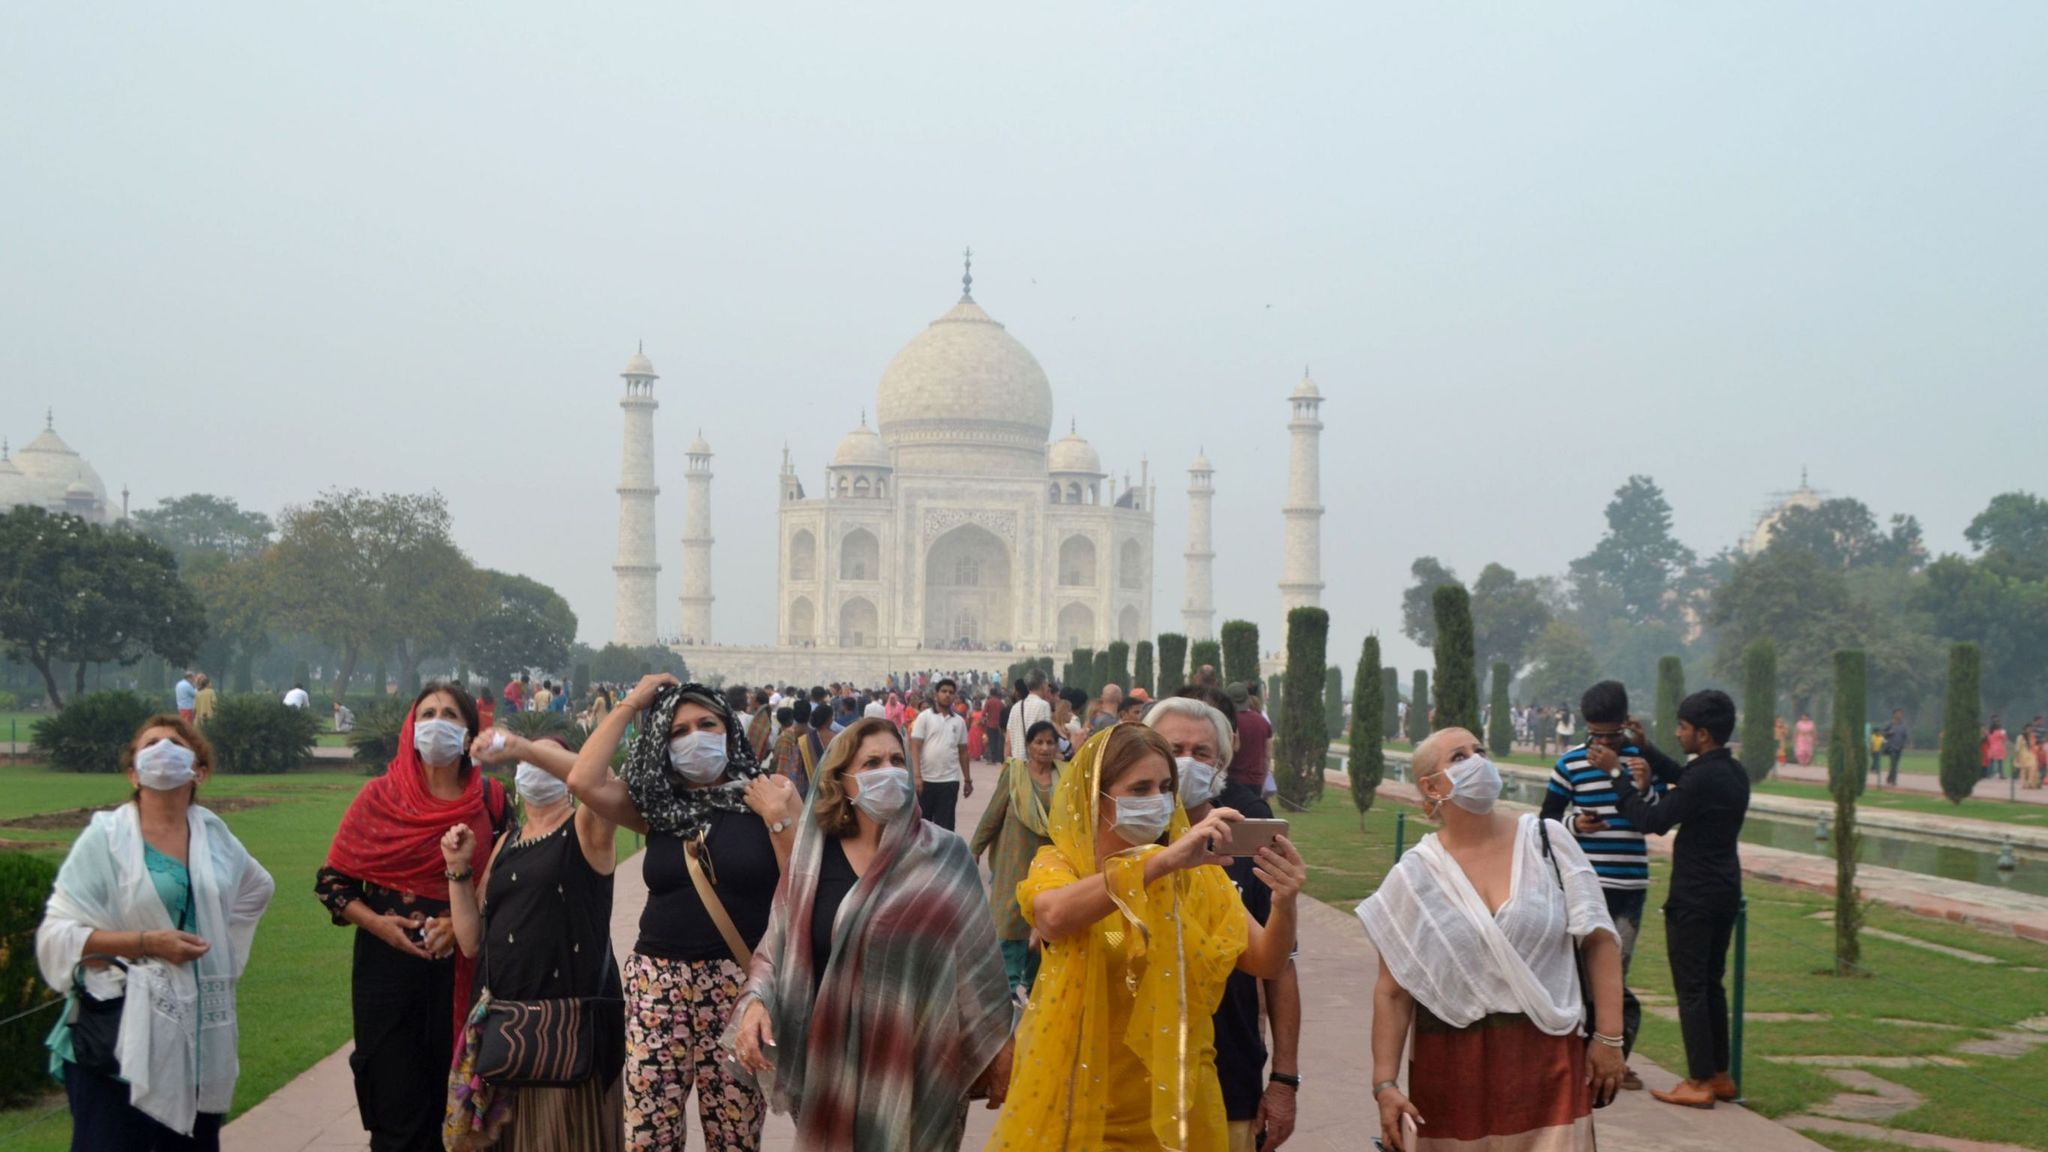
[831,419,891,470]
[1292,368,1320,399]
[14,421,107,517]
[623,348,657,378]
[1048,426,1103,475]
[688,431,713,456]
[1190,448,1212,473]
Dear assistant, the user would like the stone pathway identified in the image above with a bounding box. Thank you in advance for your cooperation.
[226,772,1830,1151]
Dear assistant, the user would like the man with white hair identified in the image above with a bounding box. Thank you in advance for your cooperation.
[1149,688,1302,1150]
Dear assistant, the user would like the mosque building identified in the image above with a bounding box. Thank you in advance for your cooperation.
[0,411,115,524]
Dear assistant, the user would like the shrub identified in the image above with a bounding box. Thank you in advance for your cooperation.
[1324,665,1345,740]
[1488,662,1514,759]
[206,695,320,773]
[1829,649,1867,972]
[0,853,59,1106]
[1431,585,1479,733]
[1133,641,1155,696]
[1091,651,1113,699]
[1156,633,1188,694]
[1739,639,1778,781]
[1220,621,1260,688]
[30,691,158,773]
[1275,608,1329,810]
[1939,643,1981,805]
[1070,649,1095,697]
[501,709,587,752]
[1653,656,1686,758]
[1349,636,1385,821]
[1189,639,1222,684]
[1381,665,1399,741]
[0,690,16,713]
[1106,642,1131,692]
[1829,650,1868,796]
[347,695,413,770]
[1408,671,1430,744]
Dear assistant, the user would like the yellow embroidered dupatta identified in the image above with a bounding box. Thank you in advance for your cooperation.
[986,727,1246,1152]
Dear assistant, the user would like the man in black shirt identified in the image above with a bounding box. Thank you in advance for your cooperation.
[1608,689,1751,1109]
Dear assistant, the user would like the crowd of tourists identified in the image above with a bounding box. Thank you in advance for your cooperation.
[39,657,1762,1151]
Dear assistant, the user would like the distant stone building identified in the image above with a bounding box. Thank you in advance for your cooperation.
[0,412,113,524]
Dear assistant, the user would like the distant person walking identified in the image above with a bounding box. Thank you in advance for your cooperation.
[1879,709,1909,785]
[1982,717,2008,780]
[1794,712,1817,767]
[909,677,970,831]
[193,674,218,723]
[175,672,198,724]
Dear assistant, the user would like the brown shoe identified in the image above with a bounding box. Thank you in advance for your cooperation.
[1651,1079,1717,1109]
[1621,1067,1644,1091]
[1708,1073,1739,1101]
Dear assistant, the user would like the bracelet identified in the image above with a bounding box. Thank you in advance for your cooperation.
[445,869,473,882]
[137,930,150,959]
[1371,1079,1400,1100]
[1592,1031,1625,1048]
[1269,1071,1301,1088]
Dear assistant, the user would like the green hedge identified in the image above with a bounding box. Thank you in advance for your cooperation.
[1133,641,1155,696]
[1350,637,1384,818]
[1156,634,1188,694]
[30,691,159,773]
[501,710,588,752]
[0,854,58,1106]
[1221,621,1260,688]
[1189,639,1222,684]
[206,695,321,773]
[346,696,413,769]
[1740,640,1778,781]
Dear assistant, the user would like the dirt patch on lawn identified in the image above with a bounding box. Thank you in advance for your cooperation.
[0,796,279,830]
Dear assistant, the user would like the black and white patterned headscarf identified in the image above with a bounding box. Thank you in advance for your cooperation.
[621,682,769,839]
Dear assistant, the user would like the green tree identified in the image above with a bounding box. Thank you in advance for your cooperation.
[0,508,206,707]
[1275,607,1329,809]
[1106,641,1132,692]
[464,571,579,686]
[1523,620,1599,711]
[1710,547,1862,712]
[1432,584,1479,733]
[1739,639,1779,781]
[1408,670,1429,744]
[1070,648,1095,696]
[1156,633,1187,694]
[1400,557,1460,649]
[132,494,275,564]
[1652,656,1686,757]
[1471,563,1554,674]
[1092,650,1113,699]
[1767,498,1924,572]
[1323,665,1345,740]
[1568,475,1696,626]
[1134,640,1155,695]
[1828,649,1867,971]
[584,642,688,685]
[1190,639,1222,684]
[1349,636,1385,822]
[1963,491,2048,574]
[1939,643,1982,805]
[1381,665,1400,742]
[1488,661,1514,758]
[1220,621,1260,688]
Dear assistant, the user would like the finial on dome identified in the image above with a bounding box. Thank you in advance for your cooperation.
[860,408,867,428]
[962,247,974,299]
[1070,417,1077,435]
[45,408,54,431]
[1801,465,1809,488]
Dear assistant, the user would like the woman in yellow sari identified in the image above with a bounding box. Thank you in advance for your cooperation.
[989,723,1306,1152]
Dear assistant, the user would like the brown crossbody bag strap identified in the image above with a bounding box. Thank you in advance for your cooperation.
[684,837,753,967]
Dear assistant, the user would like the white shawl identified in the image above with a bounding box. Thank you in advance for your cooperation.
[35,804,275,1134]
[1356,814,1613,1037]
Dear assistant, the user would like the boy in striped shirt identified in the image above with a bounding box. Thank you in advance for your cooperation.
[1540,679,1676,1090]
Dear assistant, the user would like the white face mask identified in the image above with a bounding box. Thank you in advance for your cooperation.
[851,766,913,822]
[1110,793,1175,846]
[1176,756,1225,808]
[1446,754,1503,814]
[515,763,569,808]
[135,739,197,791]
[668,731,730,785]
[413,718,468,767]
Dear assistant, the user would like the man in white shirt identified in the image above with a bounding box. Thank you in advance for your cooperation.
[1004,669,1054,763]
[910,677,970,831]
[282,683,311,709]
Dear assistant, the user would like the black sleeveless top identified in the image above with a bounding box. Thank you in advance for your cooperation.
[483,821,620,1002]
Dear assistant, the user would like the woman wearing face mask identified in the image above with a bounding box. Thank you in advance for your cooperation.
[36,715,275,1150]
[438,731,623,1150]
[968,719,1066,999]
[1357,728,1625,1152]
[562,675,799,1152]
[318,683,510,1152]
[727,716,1015,1148]
[989,723,1307,1151]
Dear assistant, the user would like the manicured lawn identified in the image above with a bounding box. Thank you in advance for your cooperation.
[0,764,369,1151]
[1752,778,2048,827]
[1286,792,2048,1150]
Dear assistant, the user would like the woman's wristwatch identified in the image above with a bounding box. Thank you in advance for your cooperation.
[1372,1078,1400,1100]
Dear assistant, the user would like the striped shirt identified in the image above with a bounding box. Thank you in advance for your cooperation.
[1540,743,1664,891]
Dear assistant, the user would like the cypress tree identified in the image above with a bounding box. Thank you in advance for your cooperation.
[1350,636,1385,823]
[1381,666,1400,742]
[1324,665,1345,740]
[1106,641,1131,692]
[1060,661,1076,690]
[1276,607,1330,809]
[1740,639,1778,782]
[1828,649,1866,972]
[1157,633,1188,693]
[1267,674,1283,712]
[1409,670,1430,744]
[1134,641,1155,695]
[1072,648,1096,696]
[1190,639,1222,683]
[1653,656,1686,757]
[1221,621,1260,688]
[1939,643,1982,805]
[1431,585,1479,733]
[1488,662,1514,759]
[1092,650,1113,700]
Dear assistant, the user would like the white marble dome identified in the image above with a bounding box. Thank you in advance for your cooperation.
[14,426,107,517]
[623,350,657,378]
[688,431,713,456]
[874,295,1054,469]
[830,420,891,469]
[1047,428,1102,475]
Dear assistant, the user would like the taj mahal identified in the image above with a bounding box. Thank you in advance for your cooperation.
[609,256,1327,686]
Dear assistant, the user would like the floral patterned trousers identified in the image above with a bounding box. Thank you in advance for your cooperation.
[622,951,766,1151]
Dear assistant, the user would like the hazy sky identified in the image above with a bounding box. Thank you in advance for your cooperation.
[6,3,2043,679]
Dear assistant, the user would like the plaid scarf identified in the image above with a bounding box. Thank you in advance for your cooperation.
[727,745,1012,1149]
[619,683,769,839]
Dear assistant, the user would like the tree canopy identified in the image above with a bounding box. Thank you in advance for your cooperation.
[464,570,579,685]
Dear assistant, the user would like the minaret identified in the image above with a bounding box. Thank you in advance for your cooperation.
[1280,368,1325,612]
[612,345,661,645]
[1184,449,1216,640]
[679,430,715,643]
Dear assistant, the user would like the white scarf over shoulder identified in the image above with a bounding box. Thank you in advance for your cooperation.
[35,804,275,1134]
[1357,814,1613,1037]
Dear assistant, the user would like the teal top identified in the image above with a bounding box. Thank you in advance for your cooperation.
[46,845,196,1076]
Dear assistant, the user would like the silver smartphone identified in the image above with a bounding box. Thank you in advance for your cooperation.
[1228,818,1289,857]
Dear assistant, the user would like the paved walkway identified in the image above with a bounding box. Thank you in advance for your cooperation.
[227,772,1827,1151]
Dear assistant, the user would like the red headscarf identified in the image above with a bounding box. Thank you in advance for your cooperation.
[325,703,500,1040]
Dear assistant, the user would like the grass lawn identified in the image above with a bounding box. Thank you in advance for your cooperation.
[0,763,369,1151]
[1285,792,2048,1151]
[1752,778,2048,827]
